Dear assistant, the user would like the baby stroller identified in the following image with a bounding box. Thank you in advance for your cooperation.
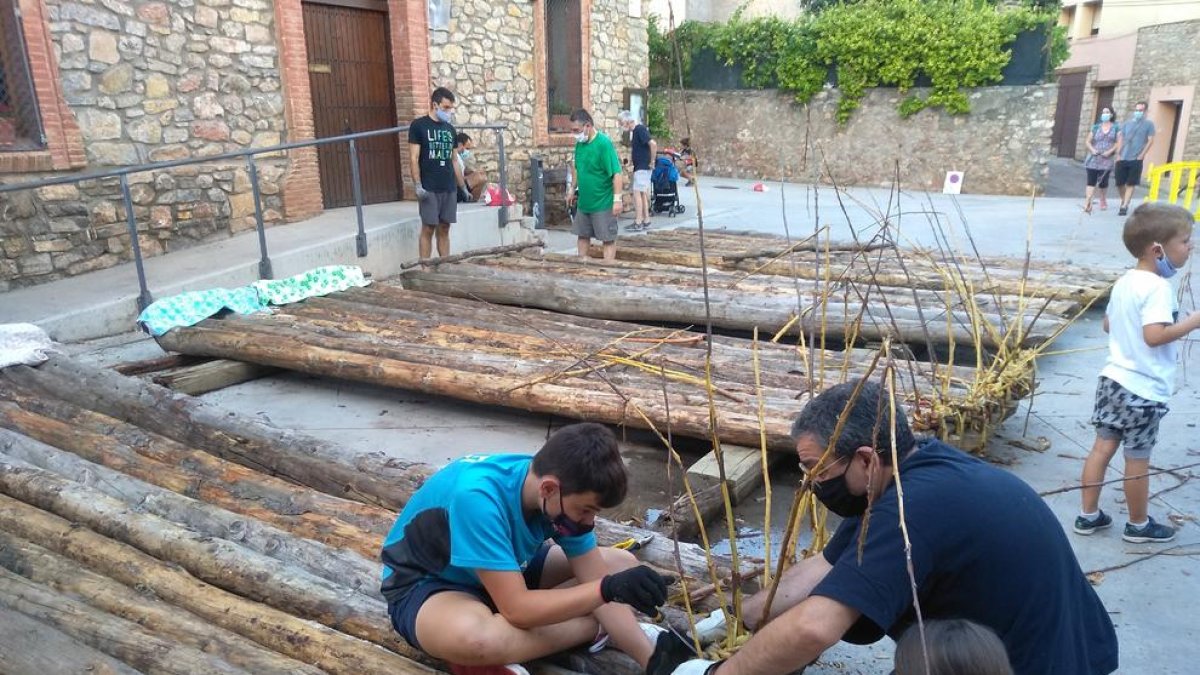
[651,155,685,216]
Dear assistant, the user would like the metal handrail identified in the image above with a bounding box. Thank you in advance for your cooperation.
[0,122,511,310]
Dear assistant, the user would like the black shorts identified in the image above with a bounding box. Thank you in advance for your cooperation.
[1114,160,1143,187]
[386,542,552,650]
[1085,168,1111,188]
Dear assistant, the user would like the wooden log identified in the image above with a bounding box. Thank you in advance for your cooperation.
[652,483,726,542]
[0,459,429,665]
[150,358,279,395]
[0,493,430,675]
[112,353,202,376]
[0,427,382,599]
[399,240,544,269]
[0,606,142,675]
[1,357,435,511]
[0,567,248,674]
[0,530,323,674]
[0,393,391,541]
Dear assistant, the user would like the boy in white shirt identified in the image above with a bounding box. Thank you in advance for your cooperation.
[1075,202,1198,543]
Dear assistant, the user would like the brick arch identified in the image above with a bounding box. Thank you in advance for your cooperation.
[273,0,430,220]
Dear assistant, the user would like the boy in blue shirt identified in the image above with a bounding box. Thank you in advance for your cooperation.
[1075,202,1198,542]
[382,423,686,675]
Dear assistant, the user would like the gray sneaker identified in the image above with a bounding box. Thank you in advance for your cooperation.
[1073,510,1113,535]
[1122,517,1176,543]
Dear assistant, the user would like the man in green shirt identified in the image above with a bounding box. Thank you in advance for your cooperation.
[567,109,623,261]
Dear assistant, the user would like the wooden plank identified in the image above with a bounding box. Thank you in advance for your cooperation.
[151,359,279,396]
[687,444,785,505]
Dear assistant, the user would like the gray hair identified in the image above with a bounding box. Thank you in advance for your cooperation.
[791,380,916,464]
[617,110,635,124]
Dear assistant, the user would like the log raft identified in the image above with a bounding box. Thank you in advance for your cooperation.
[0,356,746,675]
[155,286,1015,453]
[401,249,1096,350]
[587,228,1120,306]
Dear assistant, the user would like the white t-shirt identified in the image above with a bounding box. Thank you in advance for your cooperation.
[1099,269,1178,402]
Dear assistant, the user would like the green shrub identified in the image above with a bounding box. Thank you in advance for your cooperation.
[648,1,1064,124]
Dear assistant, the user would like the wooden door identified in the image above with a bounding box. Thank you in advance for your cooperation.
[1051,71,1086,158]
[303,0,401,207]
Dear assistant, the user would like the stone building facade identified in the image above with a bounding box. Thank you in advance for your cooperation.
[427,0,650,207]
[1119,20,1199,166]
[1,0,650,290]
[666,85,1057,196]
[1,0,289,290]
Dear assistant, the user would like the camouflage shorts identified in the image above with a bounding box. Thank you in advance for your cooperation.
[1091,376,1169,459]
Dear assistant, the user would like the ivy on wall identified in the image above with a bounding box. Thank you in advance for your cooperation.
[651,0,1068,124]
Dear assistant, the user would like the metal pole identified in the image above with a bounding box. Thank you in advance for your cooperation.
[349,138,368,257]
[495,128,509,227]
[245,155,273,279]
[119,174,153,312]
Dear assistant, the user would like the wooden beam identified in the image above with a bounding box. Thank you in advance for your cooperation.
[151,359,279,396]
[687,444,785,506]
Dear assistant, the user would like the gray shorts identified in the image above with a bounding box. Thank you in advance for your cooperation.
[418,190,457,226]
[1091,376,1169,459]
[572,209,618,243]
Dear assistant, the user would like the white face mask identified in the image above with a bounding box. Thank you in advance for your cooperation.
[574,131,588,143]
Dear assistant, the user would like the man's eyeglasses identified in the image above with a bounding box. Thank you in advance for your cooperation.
[798,456,847,484]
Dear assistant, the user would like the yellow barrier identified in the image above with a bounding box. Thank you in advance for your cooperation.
[1147,161,1200,221]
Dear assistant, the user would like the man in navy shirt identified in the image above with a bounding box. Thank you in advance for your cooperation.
[672,380,1119,675]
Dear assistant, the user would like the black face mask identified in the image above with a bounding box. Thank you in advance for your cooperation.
[543,493,594,537]
[812,465,869,518]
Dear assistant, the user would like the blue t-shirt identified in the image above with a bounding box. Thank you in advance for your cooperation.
[380,454,596,603]
[1118,118,1155,161]
[813,440,1118,674]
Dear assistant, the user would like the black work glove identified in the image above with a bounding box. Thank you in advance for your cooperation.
[457,186,472,203]
[646,629,698,675]
[599,565,672,616]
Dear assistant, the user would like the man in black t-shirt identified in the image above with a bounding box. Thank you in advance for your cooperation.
[671,381,1119,675]
[619,110,655,231]
[409,87,466,259]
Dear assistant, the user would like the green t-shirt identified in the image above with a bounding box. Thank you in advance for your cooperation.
[574,132,622,214]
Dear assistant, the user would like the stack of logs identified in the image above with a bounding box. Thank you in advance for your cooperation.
[0,357,730,675]
[402,232,1121,351]
[154,287,1006,451]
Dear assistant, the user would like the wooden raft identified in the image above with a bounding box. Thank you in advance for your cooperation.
[154,286,1020,452]
[402,251,1081,350]
[589,228,1120,306]
[0,356,731,675]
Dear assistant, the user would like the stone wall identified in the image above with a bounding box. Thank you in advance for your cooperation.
[1125,19,1200,163]
[428,0,649,224]
[1,0,289,291]
[664,85,1057,195]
